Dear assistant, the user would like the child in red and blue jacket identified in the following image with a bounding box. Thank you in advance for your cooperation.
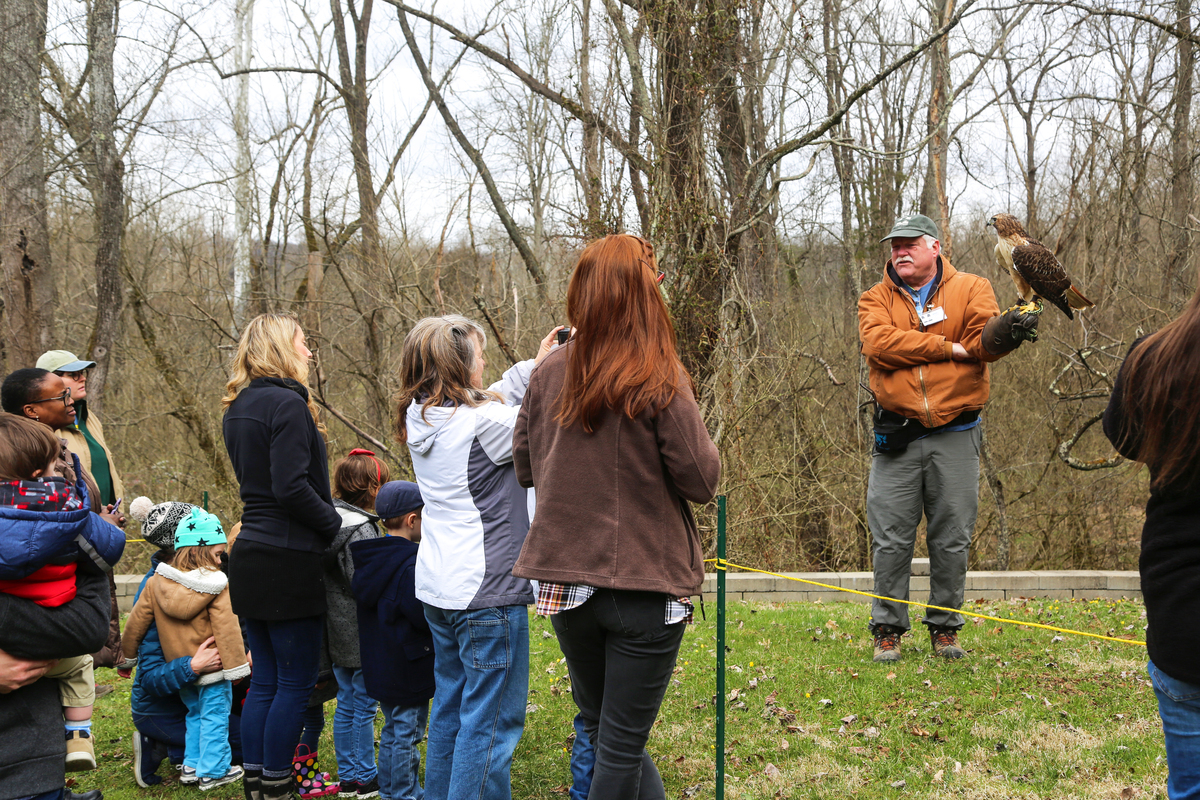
[0,412,125,771]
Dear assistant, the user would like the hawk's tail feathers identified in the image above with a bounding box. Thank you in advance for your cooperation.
[1066,285,1095,310]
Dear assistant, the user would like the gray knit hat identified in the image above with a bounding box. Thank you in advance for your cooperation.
[129,496,200,549]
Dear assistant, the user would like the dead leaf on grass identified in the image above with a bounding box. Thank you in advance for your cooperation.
[764,763,782,781]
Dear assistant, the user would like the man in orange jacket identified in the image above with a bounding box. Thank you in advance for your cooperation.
[859,213,1037,663]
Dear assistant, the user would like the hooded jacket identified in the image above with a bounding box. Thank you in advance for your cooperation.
[350,535,435,708]
[130,555,197,718]
[324,499,382,668]
[120,562,250,685]
[859,258,1006,428]
[0,453,125,582]
[404,360,536,610]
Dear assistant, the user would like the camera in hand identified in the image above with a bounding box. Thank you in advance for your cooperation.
[557,327,570,345]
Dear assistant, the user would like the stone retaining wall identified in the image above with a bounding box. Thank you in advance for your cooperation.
[115,559,1142,614]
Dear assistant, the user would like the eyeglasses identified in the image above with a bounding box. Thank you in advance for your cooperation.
[54,369,88,381]
[31,388,72,408]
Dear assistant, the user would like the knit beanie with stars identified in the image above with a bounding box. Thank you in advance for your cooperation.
[173,507,227,549]
[129,497,199,550]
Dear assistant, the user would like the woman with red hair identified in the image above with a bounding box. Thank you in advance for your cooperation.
[513,234,721,800]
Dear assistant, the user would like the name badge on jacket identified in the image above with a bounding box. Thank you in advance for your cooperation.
[919,306,947,327]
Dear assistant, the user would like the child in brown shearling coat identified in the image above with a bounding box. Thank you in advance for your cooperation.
[119,507,248,789]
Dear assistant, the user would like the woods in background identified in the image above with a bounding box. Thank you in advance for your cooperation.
[0,0,1192,576]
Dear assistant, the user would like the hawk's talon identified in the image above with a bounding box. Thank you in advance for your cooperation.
[1017,300,1043,316]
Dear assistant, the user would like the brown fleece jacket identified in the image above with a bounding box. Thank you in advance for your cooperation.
[120,563,249,684]
[511,345,721,597]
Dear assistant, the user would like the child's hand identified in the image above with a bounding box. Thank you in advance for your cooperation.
[117,667,133,680]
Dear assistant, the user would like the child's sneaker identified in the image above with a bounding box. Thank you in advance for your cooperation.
[179,765,199,785]
[354,778,379,798]
[293,743,340,798]
[199,764,245,790]
[65,729,96,771]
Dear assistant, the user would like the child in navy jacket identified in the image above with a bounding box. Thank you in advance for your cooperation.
[349,481,433,800]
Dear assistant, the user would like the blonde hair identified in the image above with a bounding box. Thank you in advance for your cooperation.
[171,544,223,572]
[393,315,497,444]
[222,313,323,431]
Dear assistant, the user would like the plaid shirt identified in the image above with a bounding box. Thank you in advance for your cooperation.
[0,478,83,512]
[535,581,694,625]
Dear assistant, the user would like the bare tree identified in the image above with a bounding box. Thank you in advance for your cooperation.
[0,0,56,370]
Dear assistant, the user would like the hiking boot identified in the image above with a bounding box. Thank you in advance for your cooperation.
[930,625,966,659]
[65,729,97,771]
[872,625,903,662]
[200,764,245,790]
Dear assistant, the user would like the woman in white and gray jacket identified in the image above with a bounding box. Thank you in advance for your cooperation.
[393,315,559,800]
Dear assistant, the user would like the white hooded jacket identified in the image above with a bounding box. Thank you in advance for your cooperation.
[405,360,537,610]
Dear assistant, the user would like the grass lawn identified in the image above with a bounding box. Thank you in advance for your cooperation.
[82,596,1164,799]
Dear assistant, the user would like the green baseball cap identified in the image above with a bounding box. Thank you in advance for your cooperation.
[36,350,96,373]
[880,213,940,242]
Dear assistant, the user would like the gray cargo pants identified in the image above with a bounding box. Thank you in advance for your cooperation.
[867,425,980,631]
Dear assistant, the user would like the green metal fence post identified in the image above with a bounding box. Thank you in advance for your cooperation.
[202,490,209,511]
[716,494,726,800]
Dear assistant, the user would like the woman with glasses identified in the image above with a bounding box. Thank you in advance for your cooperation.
[511,234,721,800]
[0,368,122,528]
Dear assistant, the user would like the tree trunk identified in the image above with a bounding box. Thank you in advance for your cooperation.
[232,0,255,322]
[1167,0,1194,300]
[83,0,124,411]
[919,0,953,258]
[651,0,725,384]
[332,0,389,428]
[0,0,55,371]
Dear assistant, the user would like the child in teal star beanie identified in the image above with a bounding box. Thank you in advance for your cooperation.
[119,507,248,788]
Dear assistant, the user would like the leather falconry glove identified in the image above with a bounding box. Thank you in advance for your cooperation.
[981,306,1041,356]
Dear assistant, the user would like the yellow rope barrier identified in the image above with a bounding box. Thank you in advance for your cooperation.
[704,558,1146,647]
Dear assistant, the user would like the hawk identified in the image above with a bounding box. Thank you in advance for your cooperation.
[986,213,1094,320]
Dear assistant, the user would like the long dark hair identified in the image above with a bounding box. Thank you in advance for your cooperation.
[1120,288,1200,487]
[557,235,688,433]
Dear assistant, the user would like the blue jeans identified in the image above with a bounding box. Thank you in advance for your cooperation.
[570,712,595,800]
[380,702,429,800]
[1150,660,1200,799]
[333,665,379,784]
[179,680,234,779]
[300,703,325,751]
[423,603,529,800]
[133,710,241,769]
[241,616,323,778]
